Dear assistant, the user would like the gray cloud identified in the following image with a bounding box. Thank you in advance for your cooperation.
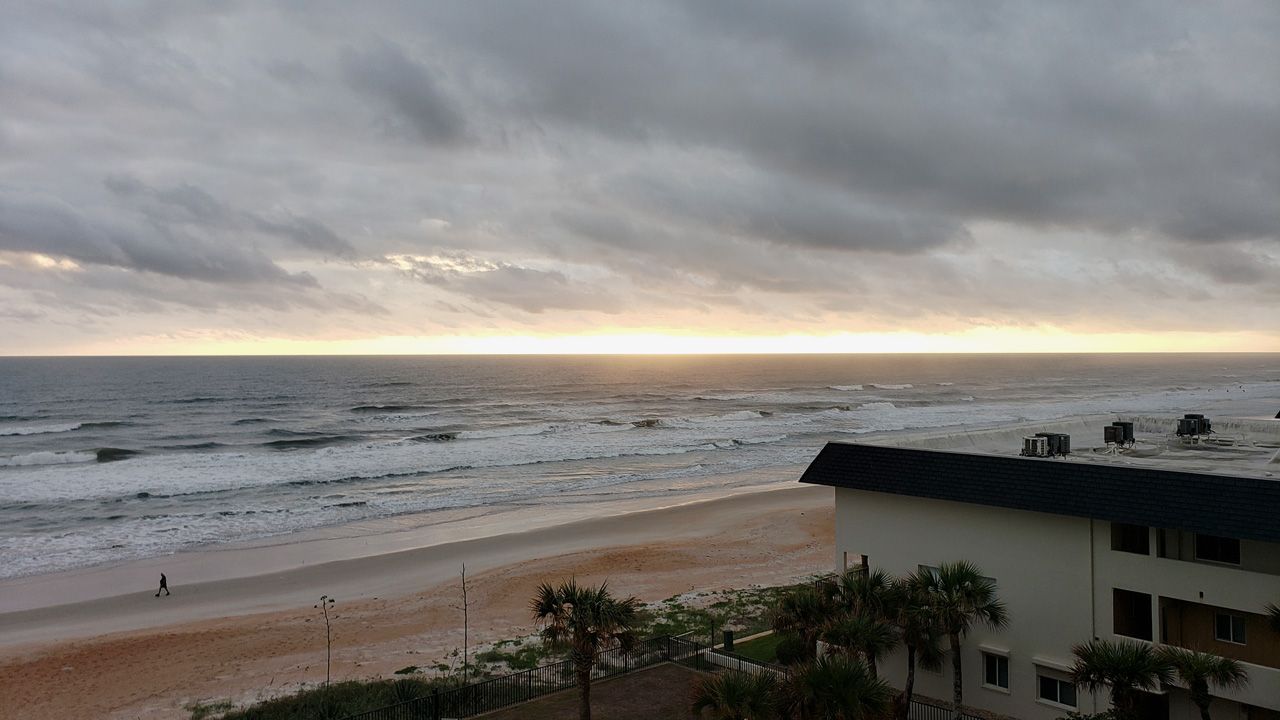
[340,40,466,146]
[0,1,1278,350]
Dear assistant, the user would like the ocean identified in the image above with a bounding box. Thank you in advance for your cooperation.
[1,354,1277,580]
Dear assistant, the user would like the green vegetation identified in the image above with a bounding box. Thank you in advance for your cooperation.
[731,633,784,664]
[186,700,235,720]
[208,676,459,720]
[530,578,642,720]
[476,638,546,671]
[1069,639,1172,720]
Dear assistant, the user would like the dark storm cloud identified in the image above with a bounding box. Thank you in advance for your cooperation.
[101,175,356,257]
[1,0,1278,347]
[0,194,315,285]
[339,40,466,145]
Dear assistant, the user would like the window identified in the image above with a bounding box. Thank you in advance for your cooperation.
[1215,613,1246,644]
[1037,673,1077,708]
[1195,534,1241,564]
[1111,523,1150,555]
[983,652,1009,690]
[1113,589,1153,641]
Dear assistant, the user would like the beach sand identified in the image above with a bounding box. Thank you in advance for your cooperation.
[0,481,834,720]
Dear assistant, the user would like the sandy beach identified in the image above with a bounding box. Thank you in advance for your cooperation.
[0,480,834,720]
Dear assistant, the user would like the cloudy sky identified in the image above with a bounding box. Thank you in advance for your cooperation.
[2,1,1278,354]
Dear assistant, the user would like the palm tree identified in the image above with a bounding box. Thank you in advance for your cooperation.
[530,578,641,720]
[781,653,891,720]
[1158,646,1248,720]
[691,670,780,720]
[835,568,899,619]
[893,569,945,720]
[924,561,1009,720]
[1070,639,1172,720]
[772,585,836,662]
[822,614,898,678]
[1266,602,1280,634]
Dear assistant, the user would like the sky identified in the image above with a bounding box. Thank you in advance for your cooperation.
[1,1,1278,355]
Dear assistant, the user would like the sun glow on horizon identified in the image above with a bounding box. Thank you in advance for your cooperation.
[24,327,1280,356]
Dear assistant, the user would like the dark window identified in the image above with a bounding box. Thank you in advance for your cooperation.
[983,653,1009,689]
[1038,674,1077,707]
[1215,613,1246,644]
[1113,589,1153,640]
[1111,523,1150,555]
[1196,535,1241,564]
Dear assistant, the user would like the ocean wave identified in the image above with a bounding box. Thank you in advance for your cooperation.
[0,450,98,467]
[156,441,227,450]
[265,428,324,437]
[712,435,788,448]
[0,422,83,436]
[164,396,227,404]
[857,402,899,410]
[869,383,914,390]
[828,385,864,392]
[96,447,140,462]
[349,404,424,413]
[936,382,955,386]
[263,435,358,450]
[409,432,458,442]
[631,418,661,428]
[80,421,135,429]
[232,418,273,426]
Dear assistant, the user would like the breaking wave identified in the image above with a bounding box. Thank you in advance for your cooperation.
[868,383,914,390]
[828,385,864,392]
[0,447,137,466]
[263,435,359,450]
[0,422,83,436]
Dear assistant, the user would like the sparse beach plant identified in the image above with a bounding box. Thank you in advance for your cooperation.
[314,595,336,687]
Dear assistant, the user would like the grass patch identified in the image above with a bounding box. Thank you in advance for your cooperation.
[730,632,783,663]
[213,677,460,720]
[187,700,235,720]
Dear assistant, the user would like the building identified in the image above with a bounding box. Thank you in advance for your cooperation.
[799,416,1280,720]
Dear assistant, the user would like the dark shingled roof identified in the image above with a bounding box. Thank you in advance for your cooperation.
[799,442,1280,543]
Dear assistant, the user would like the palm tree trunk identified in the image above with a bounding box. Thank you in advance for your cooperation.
[577,661,592,720]
[898,644,917,720]
[950,632,963,720]
[1196,701,1212,720]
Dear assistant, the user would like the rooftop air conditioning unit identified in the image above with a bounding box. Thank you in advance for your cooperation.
[1104,425,1124,445]
[1021,435,1050,458]
[1035,432,1071,456]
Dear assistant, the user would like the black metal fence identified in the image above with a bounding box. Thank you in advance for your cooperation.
[908,695,983,720]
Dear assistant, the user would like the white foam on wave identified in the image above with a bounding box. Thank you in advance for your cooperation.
[828,385,864,392]
[869,383,914,390]
[0,422,82,437]
[0,450,98,467]
[857,402,899,411]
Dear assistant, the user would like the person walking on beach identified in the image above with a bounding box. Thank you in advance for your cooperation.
[155,573,170,597]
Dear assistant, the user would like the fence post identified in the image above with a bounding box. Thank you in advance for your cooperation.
[432,688,440,720]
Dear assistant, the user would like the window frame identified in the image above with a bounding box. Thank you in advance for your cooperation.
[1215,612,1247,645]
[1036,671,1078,710]
[981,651,1010,692]
[1111,522,1151,555]
[1195,534,1242,565]
[1112,588,1154,641]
